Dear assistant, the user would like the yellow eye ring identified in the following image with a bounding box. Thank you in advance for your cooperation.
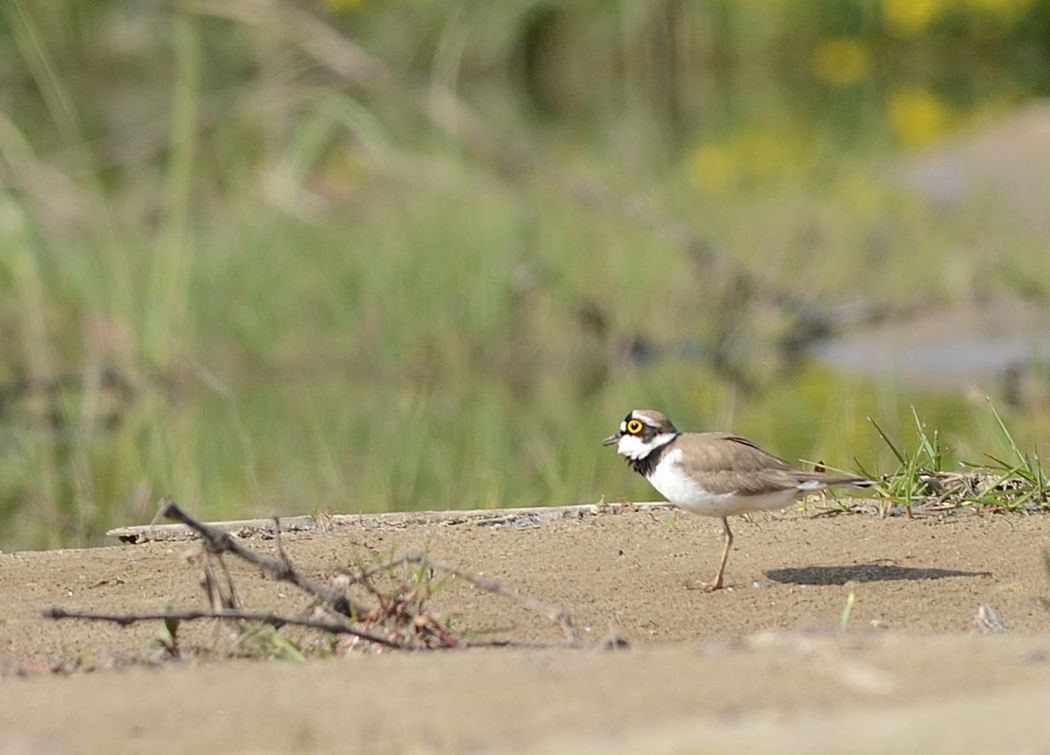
[626,419,643,434]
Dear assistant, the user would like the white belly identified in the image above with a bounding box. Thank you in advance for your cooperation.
[646,449,799,517]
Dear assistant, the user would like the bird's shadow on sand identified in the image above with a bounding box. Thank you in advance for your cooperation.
[765,562,991,586]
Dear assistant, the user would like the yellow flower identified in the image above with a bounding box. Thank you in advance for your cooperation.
[887,87,951,147]
[688,144,736,194]
[810,37,871,88]
[883,0,943,35]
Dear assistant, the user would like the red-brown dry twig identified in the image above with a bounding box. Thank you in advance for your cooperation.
[344,552,576,645]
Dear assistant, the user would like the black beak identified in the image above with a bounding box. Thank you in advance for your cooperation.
[601,432,621,447]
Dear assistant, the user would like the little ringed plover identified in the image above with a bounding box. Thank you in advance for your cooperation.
[603,409,872,591]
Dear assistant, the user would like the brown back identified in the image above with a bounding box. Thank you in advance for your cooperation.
[668,433,868,496]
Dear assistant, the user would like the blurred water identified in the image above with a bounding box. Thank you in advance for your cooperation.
[811,297,1050,380]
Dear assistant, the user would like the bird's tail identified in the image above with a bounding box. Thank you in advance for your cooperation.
[830,476,874,488]
[796,473,874,491]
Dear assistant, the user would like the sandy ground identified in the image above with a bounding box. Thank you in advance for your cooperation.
[2,503,1050,754]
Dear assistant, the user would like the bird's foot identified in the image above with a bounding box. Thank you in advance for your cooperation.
[685,578,724,592]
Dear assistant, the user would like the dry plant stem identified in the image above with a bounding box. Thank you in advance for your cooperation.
[269,519,346,625]
[430,559,576,645]
[351,553,576,645]
[46,500,576,651]
[43,607,403,649]
[158,497,369,618]
[180,0,494,154]
[201,552,238,610]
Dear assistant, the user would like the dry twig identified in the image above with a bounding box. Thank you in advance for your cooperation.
[158,497,369,618]
[44,498,577,655]
[43,607,402,649]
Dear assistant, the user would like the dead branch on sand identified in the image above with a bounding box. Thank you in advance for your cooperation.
[159,498,368,619]
[44,498,576,653]
[44,607,403,649]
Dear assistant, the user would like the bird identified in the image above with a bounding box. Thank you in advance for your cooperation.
[603,409,872,591]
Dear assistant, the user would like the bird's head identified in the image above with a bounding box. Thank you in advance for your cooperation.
[602,409,679,460]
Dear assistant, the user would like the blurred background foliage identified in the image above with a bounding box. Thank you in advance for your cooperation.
[1,0,1049,547]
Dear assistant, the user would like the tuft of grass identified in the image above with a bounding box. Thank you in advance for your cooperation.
[937,400,1049,512]
[858,407,947,517]
[861,402,1049,514]
[973,399,1049,509]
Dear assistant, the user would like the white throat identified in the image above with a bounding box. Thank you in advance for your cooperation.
[617,432,677,461]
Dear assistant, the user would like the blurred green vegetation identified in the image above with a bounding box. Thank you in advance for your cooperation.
[1,0,1049,548]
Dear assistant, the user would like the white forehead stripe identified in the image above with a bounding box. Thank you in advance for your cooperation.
[632,414,661,428]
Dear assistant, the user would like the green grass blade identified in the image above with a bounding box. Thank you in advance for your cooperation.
[868,416,907,466]
[987,398,1029,471]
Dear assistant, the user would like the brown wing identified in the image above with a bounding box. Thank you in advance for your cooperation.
[674,433,797,473]
[672,433,867,496]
